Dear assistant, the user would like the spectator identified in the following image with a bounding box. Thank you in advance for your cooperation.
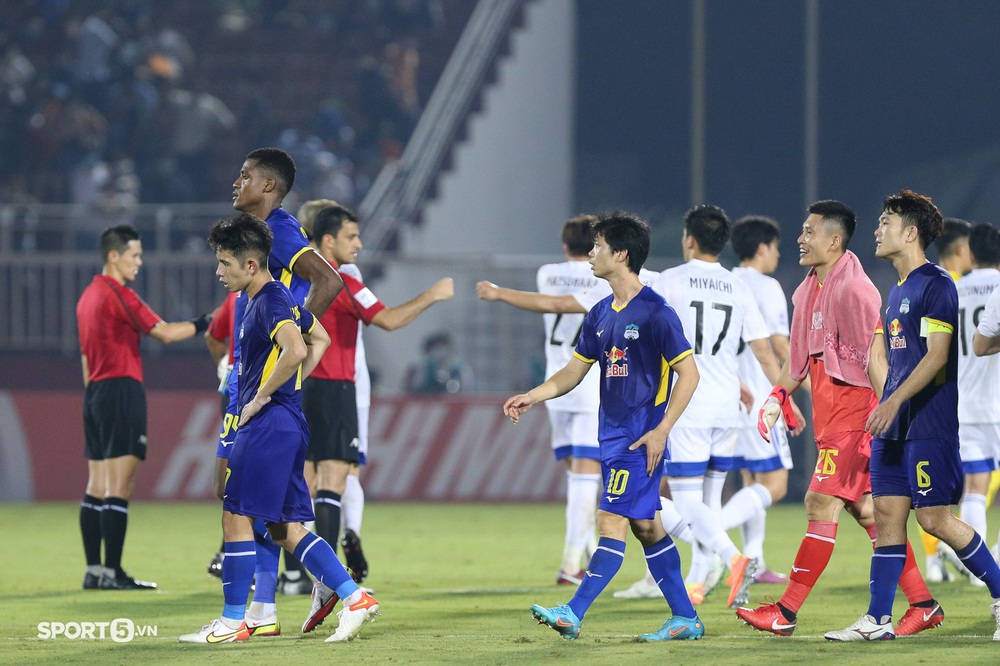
[405,332,474,394]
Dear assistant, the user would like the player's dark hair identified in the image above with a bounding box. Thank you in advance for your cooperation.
[100,224,140,259]
[935,217,971,258]
[970,222,1000,267]
[592,211,650,275]
[562,215,597,257]
[312,203,358,243]
[731,215,781,261]
[684,204,731,256]
[208,213,273,266]
[808,199,856,250]
[882,189,943,250]
[246,147,296,199]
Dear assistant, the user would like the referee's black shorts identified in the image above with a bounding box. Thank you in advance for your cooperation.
[83,377,148,461]
[302,377,359,463]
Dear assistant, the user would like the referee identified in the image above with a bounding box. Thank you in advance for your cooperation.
[77,224,210,590]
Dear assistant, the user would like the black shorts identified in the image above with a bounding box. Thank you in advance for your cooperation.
[83,378,148,461]
[302,378,359,463]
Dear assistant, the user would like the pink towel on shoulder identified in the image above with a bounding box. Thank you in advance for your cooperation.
[789,251,882,387]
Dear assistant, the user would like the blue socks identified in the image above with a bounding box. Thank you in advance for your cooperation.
[645,535,697,618]
[958,532,1000,597]
[221,540,256,621]
[568,537,625,620]
[867,544,906,623]
[252,525,280,604]
[293,531,357,601]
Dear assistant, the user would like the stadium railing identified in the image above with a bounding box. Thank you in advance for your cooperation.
[360,0,527,252]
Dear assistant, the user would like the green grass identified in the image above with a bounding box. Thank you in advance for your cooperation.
[1,502,998,664]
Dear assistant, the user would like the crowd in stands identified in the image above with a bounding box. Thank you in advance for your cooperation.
[0,0,456,235]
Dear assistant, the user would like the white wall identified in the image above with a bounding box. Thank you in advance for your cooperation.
[365,0,576,395]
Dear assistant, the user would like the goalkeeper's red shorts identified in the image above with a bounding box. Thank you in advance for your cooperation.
[808,429,872,503]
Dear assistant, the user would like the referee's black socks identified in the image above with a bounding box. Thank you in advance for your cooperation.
[80,494,103,573]
[101,496,129,575]
[315,490,342,553]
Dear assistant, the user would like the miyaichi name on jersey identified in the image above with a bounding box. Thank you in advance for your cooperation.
[689,277,733,293]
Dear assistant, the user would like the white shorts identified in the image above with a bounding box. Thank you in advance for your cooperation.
[958,422,1000,474]
[737,425,793,473]
[548,409,600,461]
[357,405,369,465]
[665,426,739,477]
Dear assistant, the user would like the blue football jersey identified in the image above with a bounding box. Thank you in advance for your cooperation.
[574,286,692,459]
[881,262,959,442]
[237,281,315,415]
[265,207,313,303]
[226,207,312,400]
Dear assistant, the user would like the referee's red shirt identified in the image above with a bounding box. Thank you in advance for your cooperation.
[311,271,385,381]
[207,291,237,363]
[77,275,163,383]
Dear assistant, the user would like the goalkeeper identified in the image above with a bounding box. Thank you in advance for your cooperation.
[736,200,942,638]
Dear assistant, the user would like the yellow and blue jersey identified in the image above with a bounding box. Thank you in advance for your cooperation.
[225,208,312,408]
[266,207,313,303]
[237,281,315,416]
[573,286,692,459]
[881,262,959,442]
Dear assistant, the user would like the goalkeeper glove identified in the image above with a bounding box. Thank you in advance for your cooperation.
[757,385,799,441]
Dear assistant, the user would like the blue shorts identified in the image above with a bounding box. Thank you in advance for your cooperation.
[216,387,239,460]
[223,405,315,524]
[598,449,663,520]
[870,437,962,508]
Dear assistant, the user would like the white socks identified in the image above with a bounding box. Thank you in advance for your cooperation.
[722,482,772,530]
[342,474,365,534]
[960,493,987,540]
[658,496,693,543]
[669,477,739,563]
[563,471,600,571]
[740,508,767,563]
[703,469,727,510]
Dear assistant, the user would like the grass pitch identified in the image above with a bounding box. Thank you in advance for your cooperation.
[1,502,998,665]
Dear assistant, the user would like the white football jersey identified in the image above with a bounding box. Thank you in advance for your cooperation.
[957,268,1000,424]
[538,260,607,413]
[656,259,769,428]
[732,266,789,423]
[339,263,371,409]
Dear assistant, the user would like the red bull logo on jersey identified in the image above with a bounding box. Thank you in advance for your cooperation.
[605,346,629,377]
[888,318,906,349]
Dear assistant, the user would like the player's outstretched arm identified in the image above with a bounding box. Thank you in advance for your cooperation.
[503,357,591,423]
[372,278,454,331]
[866,329,951,436]
[148,313,213,344]
[630,354,699,476]
[476,281,586,314]
[300,318,330,380]
[295,249,344,316]
[239,321,308,426]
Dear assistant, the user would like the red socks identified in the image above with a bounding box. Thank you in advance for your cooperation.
[780,521,838,613]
